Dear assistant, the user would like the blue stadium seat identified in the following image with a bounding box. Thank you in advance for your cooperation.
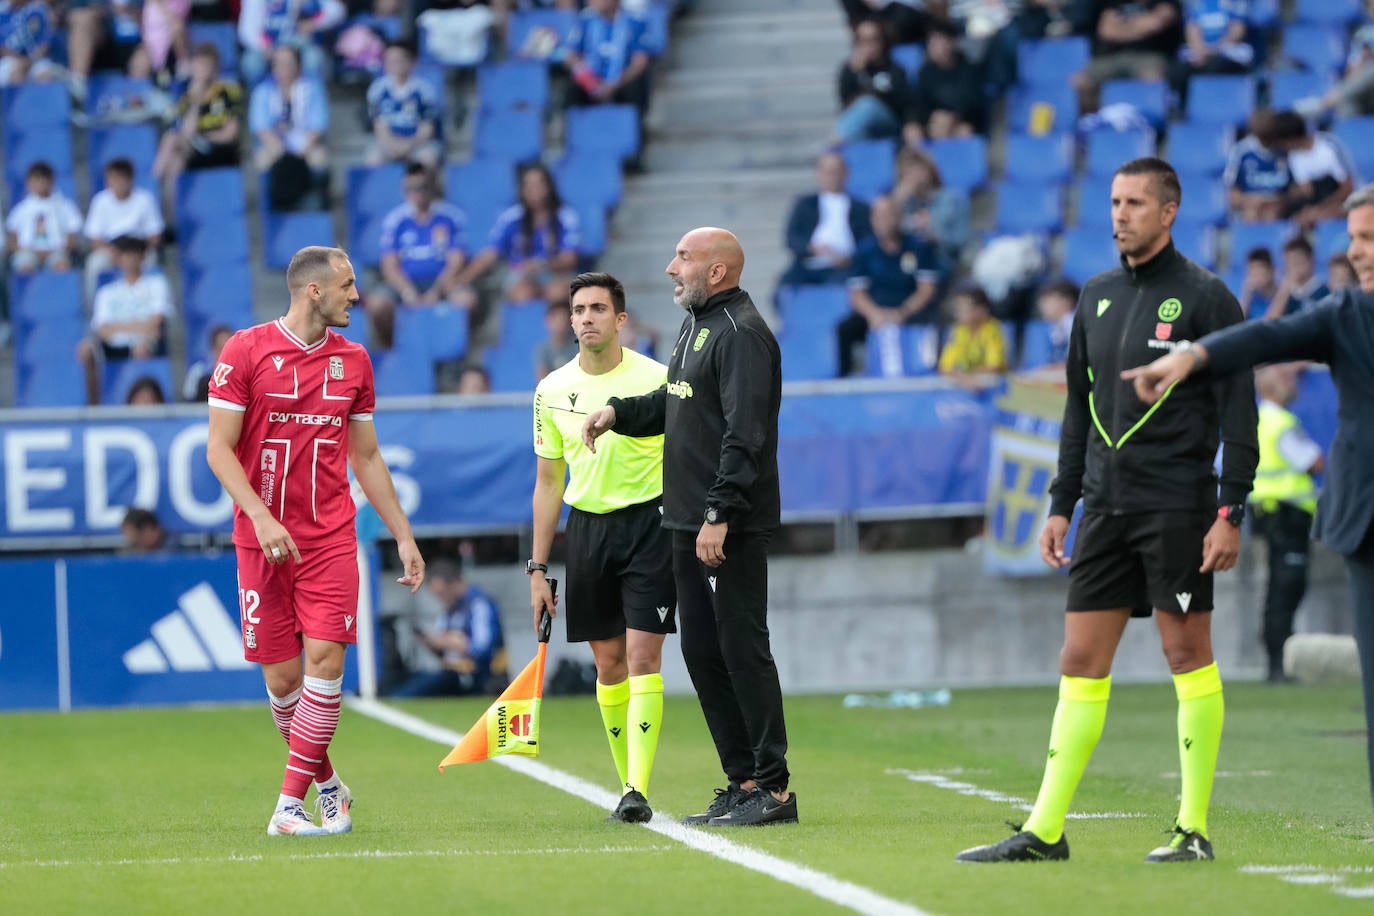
[1334,116,1374,179]
[1171,222,1216,268]
[16,318,85,367]
[181,221,251,267]
[184,307,253,363]
[1073,174,1115,228]
[5,129,75,202]
[1167,121,1233,176]
[994,181,1063,235]
[332,313,371,351]
[505,7,578,59]
[777,284,851,329]
[928,136,988,191]
[1314,219,1350,262]
[1184,74,1256,126]
[3,81,70,133]
[102,357,175,405]
[892,43,924,79]
[500,298,550,345]
[1018,319,1056,371]
[447,157,519,250]
[572,202,607,257]
[349,211,389,269]
[1006,83,1078,135]
[477,59,549,112]
[1101,79,1169,126]
[1294,0,1361,26]
[10,271,82,331]
[1228,220,1291,265]
[176,168,246,224]
[1282,25,1347,73]
[87,124,159,194]
[779,329,840,381]
[17,359,86,408]
[485,301,549,391]
[1059,226,1118,283]
[394,304,469,363]
[1267,69,1332,111]
[565,105,641,162]
[187,22,240,75]
[262,211,336,270]
[841,138,897,202]
[1004,133,1073,183]
[372,350,437,396]
[1017,37,1090,86]
[474,107,543,162]
[346,163,405,221]
[1176,173,1227,225]
[552,152,623,210]
[639,2,670,56]
[183,261,253,318]
[1084,126,1155,178]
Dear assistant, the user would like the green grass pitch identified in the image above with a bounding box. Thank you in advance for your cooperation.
[4,682,1371,915]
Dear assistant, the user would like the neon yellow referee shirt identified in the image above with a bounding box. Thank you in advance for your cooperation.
[533,347,667,514]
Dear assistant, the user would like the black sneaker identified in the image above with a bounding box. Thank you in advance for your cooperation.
[1145,826,1214,862]
[708,788,799,826]
[682,784,749,826]
[605,789,652,824]
[955,822,1069,862]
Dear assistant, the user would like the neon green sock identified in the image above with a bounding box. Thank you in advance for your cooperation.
[627,673,664,796]
[596,678,630,790]
[1174,662,1224,839]
[1022,675,1111,843]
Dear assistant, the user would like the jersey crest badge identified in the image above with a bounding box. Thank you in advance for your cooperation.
[212,363,233,387]
[1158,298,1183,322]
[329,355,344,380]
[1096,298,1111,317]
[1155,322,1172,340]
[693,328,710,352]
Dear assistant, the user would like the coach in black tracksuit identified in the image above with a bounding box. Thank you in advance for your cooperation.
[582,227,797,828]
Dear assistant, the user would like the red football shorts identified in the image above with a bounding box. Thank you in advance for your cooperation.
[235,537,361,664]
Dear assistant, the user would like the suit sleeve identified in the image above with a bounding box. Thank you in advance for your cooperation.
[608,385,667,438]
[784,197,812,258]
[1204,282,1259,507]
[1201,298,1339,375]
[705,328,774,518]
[1047,303,1090,518]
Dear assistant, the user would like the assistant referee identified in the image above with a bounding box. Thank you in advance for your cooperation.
[529,272,674,824]
[958,158,1258,864]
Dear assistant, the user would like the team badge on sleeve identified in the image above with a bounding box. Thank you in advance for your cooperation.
[212,363,233,387]
[329,356,344,380]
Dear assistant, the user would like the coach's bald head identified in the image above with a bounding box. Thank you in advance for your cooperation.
[667,227,744,310]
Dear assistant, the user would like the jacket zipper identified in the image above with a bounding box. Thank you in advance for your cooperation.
[1108,281,1146,516]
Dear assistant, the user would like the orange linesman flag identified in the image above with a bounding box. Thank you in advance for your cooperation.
[439,582,555,770]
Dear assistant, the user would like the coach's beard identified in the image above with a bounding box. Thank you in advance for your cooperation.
[673,277,709,311]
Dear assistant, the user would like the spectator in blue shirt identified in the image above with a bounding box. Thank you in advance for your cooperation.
[1169,0,1252,110]
[1224,109,1290,223]
[1237,246,1278,321]
[366,162,471,348]
[838,193,943,377]
[1264,236,1330,320]
[249,45,330,203]
[237,0,342,85]
[391,558,508,698]
[366,39,443,168]
[460,162,581,305]
[558,0,651,112]
[0,0,59,85]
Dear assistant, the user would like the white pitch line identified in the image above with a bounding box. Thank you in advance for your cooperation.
[0,845,669,870]
[886,768,1148,819]
[350,698,932,916]
[1241,865,1374,875]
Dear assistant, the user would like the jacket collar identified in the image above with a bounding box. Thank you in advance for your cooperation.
[690,286,745,318]
[1121,239,1179,282]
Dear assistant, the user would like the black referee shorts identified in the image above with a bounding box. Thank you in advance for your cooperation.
[564,498,677,643]
[1067,510,1214,617]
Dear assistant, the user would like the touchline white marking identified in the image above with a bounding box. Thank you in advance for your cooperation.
[0,845,667,870]
[886,768,1148,819]
[1240,864,1374,902]
[351,698,932,916]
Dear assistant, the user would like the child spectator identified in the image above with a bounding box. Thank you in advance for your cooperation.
[76,235,172,404]
[939,284,1008,377]
[1265,236,1330,320]
[126,374,168,405]
[183,324,234,401]
[1238,246,1278,320]
[1224,109,1291,223]
[1273,111,1359,232]
[153,41,243,216]
[535,299,578,380]
[365,39,443,168]
[1035,279,1078,364]
[6,161,81,274]
[84,157,164,295]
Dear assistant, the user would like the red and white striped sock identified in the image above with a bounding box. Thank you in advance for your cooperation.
[268,687,336,784]
[279,676,342,801]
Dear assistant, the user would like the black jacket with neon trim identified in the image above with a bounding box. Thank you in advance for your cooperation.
[1048,242,1258,518]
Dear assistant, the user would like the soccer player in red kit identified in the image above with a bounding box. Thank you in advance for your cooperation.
[206,246,425,836]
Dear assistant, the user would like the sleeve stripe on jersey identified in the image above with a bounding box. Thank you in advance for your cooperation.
[208,396,247,412]
[349,413,374,421]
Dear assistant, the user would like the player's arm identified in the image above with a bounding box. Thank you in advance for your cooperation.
[206,404,301,564]
[1042,306,1089,568]
[530,455,566,625]
[348,418,425,592]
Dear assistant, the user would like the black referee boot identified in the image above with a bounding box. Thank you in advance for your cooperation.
[955,822,1069,862]
[1145,825,1214,862]
[606,789,652,824]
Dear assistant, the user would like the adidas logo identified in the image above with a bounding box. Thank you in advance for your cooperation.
[122,583,254,673]
[1176,592,1192,613]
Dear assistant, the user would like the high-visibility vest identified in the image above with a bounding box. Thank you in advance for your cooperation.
[1250,401,1318,514]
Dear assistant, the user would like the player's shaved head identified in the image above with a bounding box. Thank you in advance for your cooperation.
[287,246,349,294]
[682,226,744,288]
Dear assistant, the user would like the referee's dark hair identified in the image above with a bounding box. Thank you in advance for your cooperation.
[569,271,627,314]
[1115,157,1182,208]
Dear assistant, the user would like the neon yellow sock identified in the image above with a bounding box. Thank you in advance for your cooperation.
[596,678,630,789]
[627,673,664,796]
[1174,662,1223,839]
[1022,675,1111,843]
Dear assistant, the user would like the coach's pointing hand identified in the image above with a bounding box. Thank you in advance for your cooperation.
[582,405,617,452]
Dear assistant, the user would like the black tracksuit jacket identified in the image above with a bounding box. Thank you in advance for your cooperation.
[608,287,782,533]
[1048,242,1259,519]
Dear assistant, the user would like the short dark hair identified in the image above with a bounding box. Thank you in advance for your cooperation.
[926,18,960,41]
[1246,246,1274,266]
[286,246,347,293]
[208,323,233,345]
[192,41,221,64]
[1115,157,1182,207]
[404,161,436,189]
[956,284,992,310]
[569,271,627,314]
[125,375,167,404]
[429,556,463,582]
[104,157,134,179]
[1040,279,1080,302]
[122,507,161,529]
[385,38,417,57]
[1283,236,1313,258]
[26,160,53,181]
[1269,110,1308,143]
[112,234,148,255]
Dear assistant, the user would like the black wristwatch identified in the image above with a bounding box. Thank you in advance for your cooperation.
[1217,504,1245,527]
[525,560,548,575]
[704,506,726,525]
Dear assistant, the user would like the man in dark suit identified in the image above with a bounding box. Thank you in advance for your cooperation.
[1126,182,1374,805]
[777,151,873,288]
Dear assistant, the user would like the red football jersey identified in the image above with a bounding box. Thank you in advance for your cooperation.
[209,319,376,548]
